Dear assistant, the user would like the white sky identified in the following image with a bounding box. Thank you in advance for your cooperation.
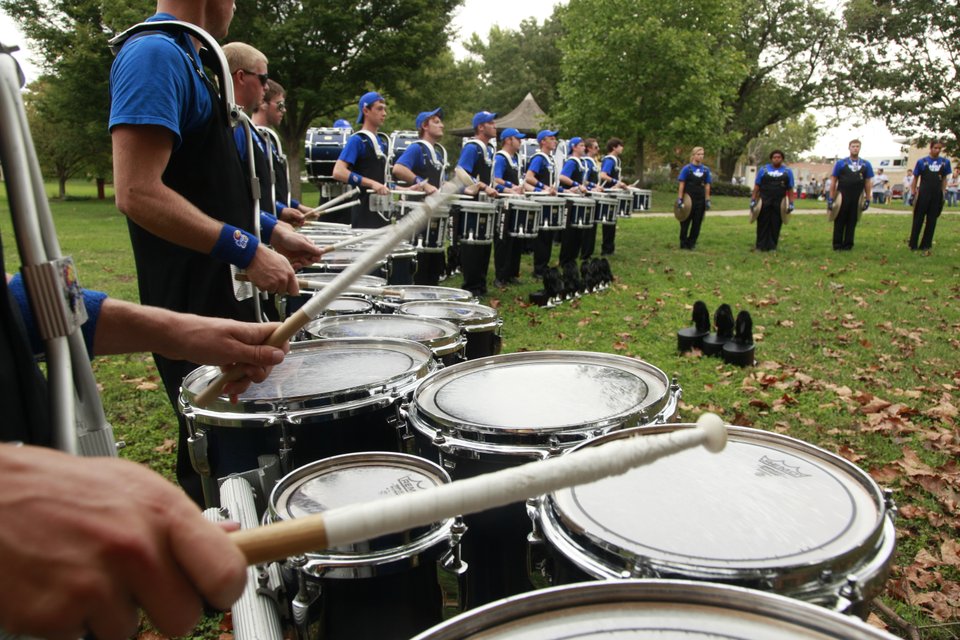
[3,4,904,159]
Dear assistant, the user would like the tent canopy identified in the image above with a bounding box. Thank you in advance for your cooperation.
[450,93,548,137]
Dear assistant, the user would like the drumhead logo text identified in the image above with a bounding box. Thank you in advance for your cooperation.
[756,456,810,478]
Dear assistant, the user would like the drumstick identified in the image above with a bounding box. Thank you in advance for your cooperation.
[303,199,359,221]
[193,169,473,407]
[304,187,360,216]
[312,226,391,255]
[232,414,728,566]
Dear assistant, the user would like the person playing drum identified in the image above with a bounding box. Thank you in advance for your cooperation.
[525,129,560,277]
[558,136,589,268]
[492,127,527,287]
[332,91,392,228]
[580,138,603,260]
[676,146,712,250]
[456,111,500,296]
[599,137,626,255]
[393,108,448,285]
[109,1,320,503]
[252,79,313,220]
[751,149,795,252]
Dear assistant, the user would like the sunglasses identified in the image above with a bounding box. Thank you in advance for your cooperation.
[274,101,286,112]
[240,68,269,87]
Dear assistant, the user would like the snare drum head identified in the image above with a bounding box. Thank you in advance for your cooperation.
[411,351,670,442]
[305,314,462,353]
[545,425,886,579]
[316,248,383,268]
[399,300,498,330]
[410,581,898,639]
[325,297,374,315]
[386,285,476,303]
[182,338,434,412]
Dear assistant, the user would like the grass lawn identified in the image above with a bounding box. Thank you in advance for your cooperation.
[2,181,958,639]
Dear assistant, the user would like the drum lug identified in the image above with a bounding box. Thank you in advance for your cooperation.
[278,422,295,475]
[819,568,834,584]
[254,565,283,607]
[288,555,321,639]
[439,518,469,611]
[837,575,862,612]
[630,556,658,579]
[527,525,554,587]
[883,488,898,520]
[187,429,211,476]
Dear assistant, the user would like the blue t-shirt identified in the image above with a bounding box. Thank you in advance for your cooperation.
[678,164,712,184]
[457,141,490,176]
[9,274,107,358]
[528,155,548,176]
[755,164,795,187]
[601,157,618,176]
[493,153,516,181]
[337,132,387,166]
[396,142,429,174]
[912,156,952,178]
[561,157,582,180]
[831,157,875,179]
[108,13,213,150]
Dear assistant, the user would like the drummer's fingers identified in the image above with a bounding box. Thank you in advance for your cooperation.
[84,594,141,640]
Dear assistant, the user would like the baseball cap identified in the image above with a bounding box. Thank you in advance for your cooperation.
[499,127,526,142]
[537,129,559,143]
[333,119,351,129]
[568,136,583,153]
[357,91,385,124]
[472,111,497,128]
[415,107,443,131]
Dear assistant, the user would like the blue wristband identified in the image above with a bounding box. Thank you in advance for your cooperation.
[505,181,513,188]
[414,176,425,184]
[348,171,363,187]
[496,183,505,193]
[536,181,544,189]
[211,224,259,268]
[259,212,277,244]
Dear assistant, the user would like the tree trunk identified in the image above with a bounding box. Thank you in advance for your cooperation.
[286,133,303,202]
[58,174,67,199]
[96,177,105,200]
[718,150,739,182]
[633,134,645,184]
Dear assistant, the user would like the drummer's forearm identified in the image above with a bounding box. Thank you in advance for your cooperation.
[392,164,417,185]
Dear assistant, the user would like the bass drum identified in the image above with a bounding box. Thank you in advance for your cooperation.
[409,581,900,640]
[531,424,897,618]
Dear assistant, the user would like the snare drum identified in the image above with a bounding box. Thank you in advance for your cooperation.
[454,201,497,244]
[394,195,448,253]
[375,285,476,313]
[269,453,467,640]
[531,424,896,617]
[631,188,652,212]
[398,300,501,360]
[410,581,900,640]
[566,196,596,229]
[290,297,374,339]
[404,351,680,608]
[304,314,466,366]
[179,339,436,500]
[305,128,348,181]
[286,272,387,318]
[504,197,541,238]
[595,195,619,225]
[533,195,567,230]
[616,191,632,216]
[300,248,388,280]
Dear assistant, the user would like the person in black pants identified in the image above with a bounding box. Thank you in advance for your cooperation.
[828,139,874,251]
[676,146,712,249]
[493,127,527,286]
[751,150,795,252]
[558,136,588,268]
[908,140,952,254]
[456,111,499,296]
[580,138,602,260]
[332,91,392,229]
[599,137,627,255]
[525,130,560,277]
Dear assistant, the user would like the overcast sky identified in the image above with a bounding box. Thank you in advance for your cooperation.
[2,3,904,158]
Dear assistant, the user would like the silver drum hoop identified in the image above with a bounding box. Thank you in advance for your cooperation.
[267,452,459,579]
[179,338,436,428]
[406,351,680,459]
[533,424,895,613]
[375,285,477,313]
[409,580,900,639]
[304,314,466,361]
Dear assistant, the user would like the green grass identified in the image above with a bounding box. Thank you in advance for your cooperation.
[2,181,958,639]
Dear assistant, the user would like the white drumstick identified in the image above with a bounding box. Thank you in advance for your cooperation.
[303,199,359,221]
[193,169,473,407]
[234,274,401,298]
[232,414,728,565]
[312,226,391,254]
[305,187,360,215]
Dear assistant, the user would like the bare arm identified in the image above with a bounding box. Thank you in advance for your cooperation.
[333,159,389,195]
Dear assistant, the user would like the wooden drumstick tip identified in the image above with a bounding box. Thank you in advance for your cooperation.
[696,412,727,453]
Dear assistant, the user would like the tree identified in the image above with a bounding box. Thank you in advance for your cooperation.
[24,78,89,198]
[228,0,461,200]
[463,14,564,116]
[555,0,745,180]
[843,0,960,146]
[744,114,819,167]
[712,0,846,181]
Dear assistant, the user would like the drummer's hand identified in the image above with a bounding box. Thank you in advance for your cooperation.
[279,207,306,227]
[270,223,323,272]
[0,444,247,640]
[370,181,390,196]
[246,245,299,296]
[506,185,523,195]
[547,186,558,195]
[484,185,499,198]
[157,316,288,397]
[464,182,481,196]
[422,182,438,195]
